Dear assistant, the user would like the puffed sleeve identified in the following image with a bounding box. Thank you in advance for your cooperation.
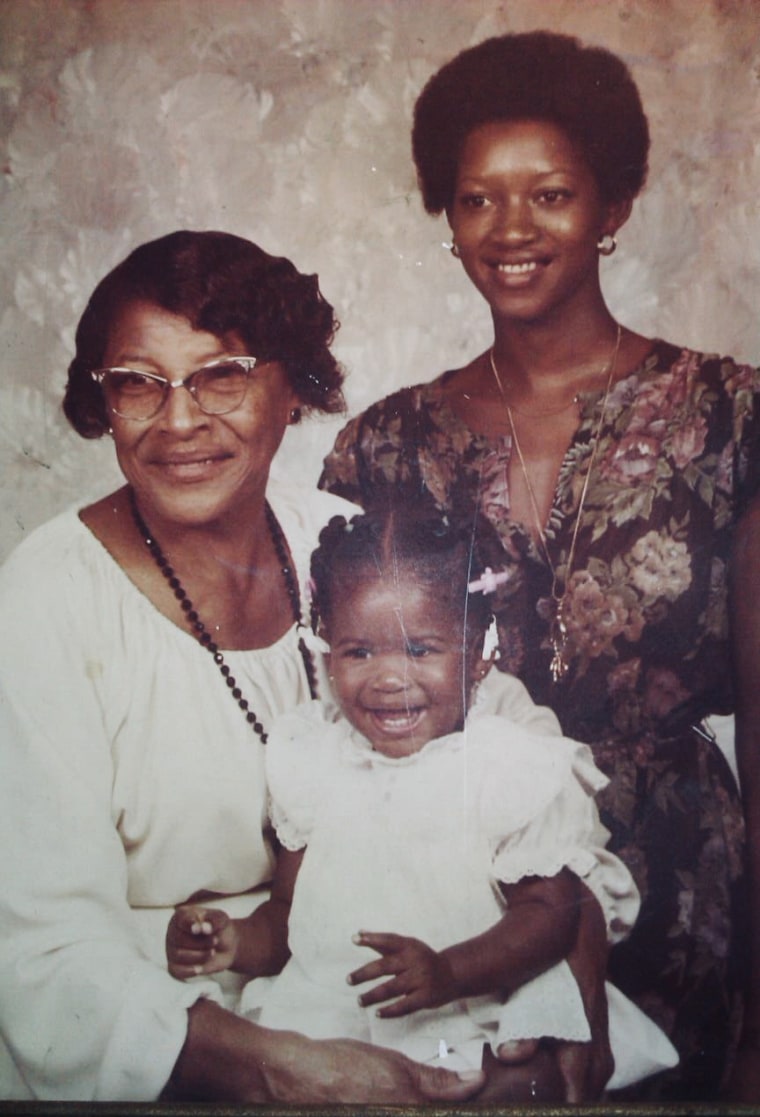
[266,701,335,851]
[0,539,219,1100]
[475,668,562,737]
[473,720,640,944]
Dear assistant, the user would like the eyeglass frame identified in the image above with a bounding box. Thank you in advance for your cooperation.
[90,356,260,421]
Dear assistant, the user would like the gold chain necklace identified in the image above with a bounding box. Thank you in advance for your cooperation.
[489,323,622,682]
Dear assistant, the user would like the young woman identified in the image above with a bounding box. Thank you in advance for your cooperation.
[320,31,760,1101]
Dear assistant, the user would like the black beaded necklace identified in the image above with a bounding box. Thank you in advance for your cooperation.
[128,489,317,744]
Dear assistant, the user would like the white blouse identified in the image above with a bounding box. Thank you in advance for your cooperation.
[0,482,351,1100]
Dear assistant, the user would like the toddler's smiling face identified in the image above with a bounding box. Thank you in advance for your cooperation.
[326,570,487,758]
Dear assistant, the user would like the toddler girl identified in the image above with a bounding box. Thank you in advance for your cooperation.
[167,503,676,1100]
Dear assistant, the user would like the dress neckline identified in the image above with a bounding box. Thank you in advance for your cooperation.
[73,509,300,659]
[423,338,675,556]
[430,337,670,447]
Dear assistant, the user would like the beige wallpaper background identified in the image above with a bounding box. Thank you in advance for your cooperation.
[1,0,758,571]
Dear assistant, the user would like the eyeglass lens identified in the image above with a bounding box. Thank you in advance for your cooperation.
[101,359,253,420]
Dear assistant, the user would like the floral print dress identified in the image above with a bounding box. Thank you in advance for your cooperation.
[319,340,760,1100]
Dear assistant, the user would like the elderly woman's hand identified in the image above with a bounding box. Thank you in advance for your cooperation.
[168,999,485,1104]
[256,1029,486,1105]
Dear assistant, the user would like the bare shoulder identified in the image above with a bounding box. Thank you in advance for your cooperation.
[436,354,486,402]
[438,352,508,437]
[618,329,655,381]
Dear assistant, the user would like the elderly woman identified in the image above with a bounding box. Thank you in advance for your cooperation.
[0,230,488,1104]
[320,32,760,1102]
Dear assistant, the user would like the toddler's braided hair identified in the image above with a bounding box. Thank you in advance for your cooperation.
[310,496,506,649]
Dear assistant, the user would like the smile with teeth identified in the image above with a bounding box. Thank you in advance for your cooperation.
[496,260,539,274]
[151,455,232,482]
[367,707,425,731]
[159,454,228,468]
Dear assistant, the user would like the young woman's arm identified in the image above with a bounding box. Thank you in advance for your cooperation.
[729,492,760,1101]
[557,882,613,1101]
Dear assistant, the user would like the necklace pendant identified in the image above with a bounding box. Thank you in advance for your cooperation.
[550,644,569,683]
[549,604,570,683]
[490,324,622,688]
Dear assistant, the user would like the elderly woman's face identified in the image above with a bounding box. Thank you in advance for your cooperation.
[101,300,298,529]
[447,118,624,325]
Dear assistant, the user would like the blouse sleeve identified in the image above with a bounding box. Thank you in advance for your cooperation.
[476,722,640,944]
[0,541,218,1100]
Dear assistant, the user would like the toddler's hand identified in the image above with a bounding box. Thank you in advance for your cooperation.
[166,905,238,979]
[347,931,456,1017]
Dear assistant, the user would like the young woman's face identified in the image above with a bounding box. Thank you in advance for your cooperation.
[326,571,486,758]
[447,119,627,326]
[102,300,298,531]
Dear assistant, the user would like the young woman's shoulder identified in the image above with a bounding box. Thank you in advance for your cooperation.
[349,371,453,431]
[642,338,758,385]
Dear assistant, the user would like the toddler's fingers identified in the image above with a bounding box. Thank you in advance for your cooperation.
[347,957,395,987]
[188,911,214,936]
[173,905,211,934]
[356,973,413,1008]
[168,960,211,980]
[169,945,217,967]
[352,930,406,954]
[186,907,229,936]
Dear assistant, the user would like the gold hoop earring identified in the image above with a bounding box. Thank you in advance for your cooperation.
[597,233,617,257]
[450,241,461,258]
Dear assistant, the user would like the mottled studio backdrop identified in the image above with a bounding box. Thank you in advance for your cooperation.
[1,0,759,566]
